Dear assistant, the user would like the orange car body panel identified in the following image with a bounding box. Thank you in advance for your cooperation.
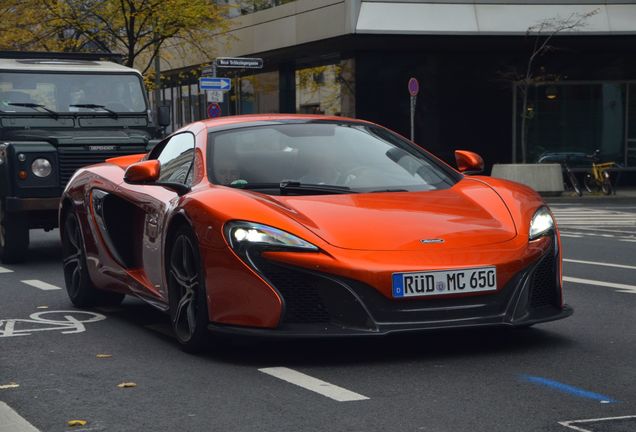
[61,114,566,332]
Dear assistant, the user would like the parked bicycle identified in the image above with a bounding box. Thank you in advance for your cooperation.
[537,152,582,196]
[583,149,619,196]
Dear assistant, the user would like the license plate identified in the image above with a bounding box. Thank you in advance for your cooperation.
[392,266,497,298]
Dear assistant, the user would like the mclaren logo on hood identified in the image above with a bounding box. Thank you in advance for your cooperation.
[420,238,444,244]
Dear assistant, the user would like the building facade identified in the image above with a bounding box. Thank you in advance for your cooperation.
[157,0,636,174]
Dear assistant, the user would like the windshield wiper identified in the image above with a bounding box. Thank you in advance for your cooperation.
[280,181,354,195]
[69,104,119,119]
[8,103,59,119]
[233,181,354,195]
[369,188,409,193]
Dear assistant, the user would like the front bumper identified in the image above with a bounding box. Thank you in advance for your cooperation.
[208,237,573,338]
[5,197,60,212]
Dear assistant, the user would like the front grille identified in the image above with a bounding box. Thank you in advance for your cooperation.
[529,244,559,308]
[255,259,330,323]
[57,146,147,186]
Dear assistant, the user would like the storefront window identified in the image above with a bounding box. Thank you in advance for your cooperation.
[516,82,632,166]
[295,59,355,117]
[627,84,636,166]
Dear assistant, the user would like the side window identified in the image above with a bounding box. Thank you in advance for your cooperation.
[154,133,195,185]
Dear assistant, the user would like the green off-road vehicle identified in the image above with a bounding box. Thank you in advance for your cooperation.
[0,51,168,263]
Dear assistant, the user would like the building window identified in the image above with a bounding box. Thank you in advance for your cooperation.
[515,82,635,167]
[239,71,280,114]
[295,59,355,117]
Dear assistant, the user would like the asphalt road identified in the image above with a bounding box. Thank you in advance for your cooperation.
[1,202,635,432]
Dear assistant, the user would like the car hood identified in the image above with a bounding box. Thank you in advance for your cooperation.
[253,178,517,251]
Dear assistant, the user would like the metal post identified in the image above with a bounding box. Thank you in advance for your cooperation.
[235,76,241,115]
[410,95,416,142]
[153,44,161,113]
[512,82,517,163]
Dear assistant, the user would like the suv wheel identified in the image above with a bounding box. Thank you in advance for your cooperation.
[0,203,29,264]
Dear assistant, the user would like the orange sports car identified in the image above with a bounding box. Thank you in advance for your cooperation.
[60,114,572,352]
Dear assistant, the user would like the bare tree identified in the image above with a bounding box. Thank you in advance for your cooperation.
[517,9,599,162]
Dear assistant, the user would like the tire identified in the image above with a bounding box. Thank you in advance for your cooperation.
[167,225,209,353]
[62,210,125,307]
[583,173,595,193]
[601,176,613,195]
[567,171,582,197]
[0,203,29,264]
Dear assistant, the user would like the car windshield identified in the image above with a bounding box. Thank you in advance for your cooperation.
[0,72,147,113]
[207,121,459,194]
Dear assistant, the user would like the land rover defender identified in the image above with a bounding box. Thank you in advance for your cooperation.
[0,51,168,263]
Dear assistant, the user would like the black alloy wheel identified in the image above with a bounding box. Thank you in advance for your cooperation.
[168,226,209,353]
[0,202,29,264]
[62,210,124,307]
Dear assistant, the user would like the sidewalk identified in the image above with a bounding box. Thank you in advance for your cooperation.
[543,187,636,204]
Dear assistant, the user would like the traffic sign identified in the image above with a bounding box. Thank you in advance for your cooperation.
[408,77,419,97]
[207,102,222,118]
[408,77,419,141]
[199,77,231,91]
[201,65,215,76]
[215,57,263,69]
[206,90,224,103]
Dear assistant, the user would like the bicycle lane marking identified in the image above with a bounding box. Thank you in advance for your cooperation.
[0,402,40,432]
[0,310,106,337]
[520,375,616,404]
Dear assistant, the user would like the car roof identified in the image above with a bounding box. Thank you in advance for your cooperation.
[0,58,141,74]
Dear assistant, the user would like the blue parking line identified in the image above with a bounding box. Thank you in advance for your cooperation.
[520,375,617,403]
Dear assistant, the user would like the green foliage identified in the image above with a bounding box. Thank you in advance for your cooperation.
[0,0,228,74]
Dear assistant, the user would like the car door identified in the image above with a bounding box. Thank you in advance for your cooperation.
[116,131,196,303]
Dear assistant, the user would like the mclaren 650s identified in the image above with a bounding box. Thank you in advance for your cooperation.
[60,115,572,352]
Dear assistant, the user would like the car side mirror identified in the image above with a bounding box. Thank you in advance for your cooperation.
[157,105,171,128]
[124,159,190,196]
[454,150,484,175]
[124,159,160,184]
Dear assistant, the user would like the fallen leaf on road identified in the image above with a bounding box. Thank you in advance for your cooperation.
[117,382,137,388]
[67,420,87,427]
[96,354,112,359]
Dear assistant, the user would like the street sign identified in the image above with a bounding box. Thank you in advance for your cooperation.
[199,77,232,91]
[408,77,419,97]
[408,77,419,141]
[215,57,263,69]
[207,102,222,118]
[201,65,216,76]
[206,90,224,103]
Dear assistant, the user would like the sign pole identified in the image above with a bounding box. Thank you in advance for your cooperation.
[410,96,416,142]
[408,77,419,142]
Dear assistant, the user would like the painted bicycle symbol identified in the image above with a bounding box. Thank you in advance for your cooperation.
[0,310,106,337]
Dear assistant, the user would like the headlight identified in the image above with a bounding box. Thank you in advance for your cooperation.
[31,158,52,178]
[225,221,318,251]
[529,207,554,240]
